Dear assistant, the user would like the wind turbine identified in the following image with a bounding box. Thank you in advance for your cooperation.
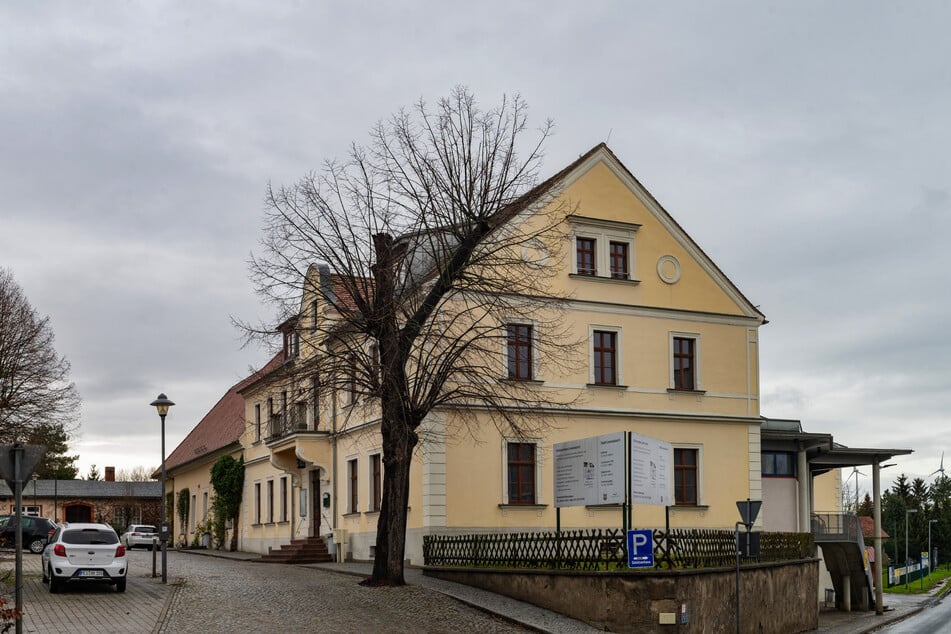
[848,466,867,514]
[929,451,946,482]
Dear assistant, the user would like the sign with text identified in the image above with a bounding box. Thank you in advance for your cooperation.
[630,432,671,506]
[627,529,655,568]
[553,432,625,508]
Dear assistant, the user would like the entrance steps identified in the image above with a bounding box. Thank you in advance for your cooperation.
[258,536,333,564]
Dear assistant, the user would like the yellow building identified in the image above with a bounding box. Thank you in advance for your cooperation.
[237,143,776,563]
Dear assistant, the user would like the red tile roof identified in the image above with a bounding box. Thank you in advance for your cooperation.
[163,354,283,473]
[859,515,888,539]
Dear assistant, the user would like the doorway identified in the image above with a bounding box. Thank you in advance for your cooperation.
[64,504,92,523]
[310,470,321,537]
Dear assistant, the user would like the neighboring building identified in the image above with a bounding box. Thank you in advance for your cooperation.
[0,467,161,531]
[162,355,282,546]
[237,143,775,562]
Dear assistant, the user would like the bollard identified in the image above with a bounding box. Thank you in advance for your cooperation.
[152,538,158,578]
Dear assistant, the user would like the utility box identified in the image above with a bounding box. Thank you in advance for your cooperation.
[333,529,348,563]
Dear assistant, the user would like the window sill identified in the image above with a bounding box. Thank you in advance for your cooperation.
[670,504,708,510]
[498,504,548,509]
[500,378,544,385]
[343,512,361,518]
[587,383,628,389]
[667,388,706,395]
[569,273,641,285]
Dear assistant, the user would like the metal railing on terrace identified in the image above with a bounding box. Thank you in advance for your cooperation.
[811,513,861,543]
[423,528,814,571]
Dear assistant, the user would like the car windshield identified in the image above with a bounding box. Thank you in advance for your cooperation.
[62,529,119,545]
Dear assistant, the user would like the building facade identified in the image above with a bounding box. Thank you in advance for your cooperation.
[236,143,783,563]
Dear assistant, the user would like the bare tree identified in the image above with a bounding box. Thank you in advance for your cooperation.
[116,465,158,482]
[244,87,582,585]
[0,269,79,443]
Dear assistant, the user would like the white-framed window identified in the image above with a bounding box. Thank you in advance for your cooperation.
[569,216,639,281]
[266,479,274,523]
[280,476,288,521]
[501,438,544,505]
[347,457,359,513]
[253,482,262,524]
[369,452,382,512]
[504,321,540,381]
[589,325,623,386]
[669,332,701,391]
[202,491,208,521]
[672,444,704,506]
[190,494,197,531]
[253,403,261,442]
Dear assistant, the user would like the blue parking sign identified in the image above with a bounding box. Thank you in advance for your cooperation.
[627,529,654,568]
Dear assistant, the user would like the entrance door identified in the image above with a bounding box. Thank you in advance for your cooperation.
[65,504,92,523]
[310,470,321,537]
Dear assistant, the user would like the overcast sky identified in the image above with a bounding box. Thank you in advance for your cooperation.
[2,2,947,498]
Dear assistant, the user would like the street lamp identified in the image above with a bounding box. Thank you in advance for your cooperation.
[49,459,59,523]
[31,473,38,515]
[150,393,175,584]
[929,519,938,576]
[906,508,918,589]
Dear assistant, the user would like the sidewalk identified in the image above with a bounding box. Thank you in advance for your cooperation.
[180,548,943,633]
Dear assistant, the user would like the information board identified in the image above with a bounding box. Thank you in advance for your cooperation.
[553,432,625,507]
[629,432,672,506]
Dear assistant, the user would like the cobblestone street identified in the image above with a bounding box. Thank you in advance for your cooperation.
[3,550,533,633]
[159,552,529,633]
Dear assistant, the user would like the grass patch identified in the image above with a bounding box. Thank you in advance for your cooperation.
[884,566,951,595]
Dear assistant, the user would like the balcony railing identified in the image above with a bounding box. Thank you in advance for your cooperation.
[267,412,309,441]
[812,513,861,543]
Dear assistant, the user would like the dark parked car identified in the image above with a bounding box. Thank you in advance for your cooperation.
[0,516,58,553]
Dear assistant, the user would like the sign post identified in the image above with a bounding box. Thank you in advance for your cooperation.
[0,444,46,634]
[735,498,762,634]
[627,529,655,568]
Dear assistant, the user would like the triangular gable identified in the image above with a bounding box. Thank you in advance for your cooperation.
[511,143,764,321]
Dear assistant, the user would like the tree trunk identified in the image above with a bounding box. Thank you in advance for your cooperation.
[366,425,415,585]
[230,506,240,552]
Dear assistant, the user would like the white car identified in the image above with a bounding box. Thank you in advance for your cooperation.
[42,523,127,593]
[121,524,158,549]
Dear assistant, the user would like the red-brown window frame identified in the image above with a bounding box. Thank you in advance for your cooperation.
[673,337,696,390]
[371,454,382,512]
[507,443,536,504]
[674,448,698,506]
[576,237,596,275]
[609,241,629,280]
[506,324,533,380]
[593,330,617,385]
[348,459,358,513]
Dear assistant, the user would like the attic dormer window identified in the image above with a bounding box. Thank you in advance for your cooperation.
[568,216,640,283]
[283,331,300,360]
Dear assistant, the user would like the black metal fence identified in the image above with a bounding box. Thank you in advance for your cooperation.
[423,528,814,571]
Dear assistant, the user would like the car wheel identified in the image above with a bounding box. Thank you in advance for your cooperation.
[48,567,61,594]
[29,538,45,554]
[115,577,126,593]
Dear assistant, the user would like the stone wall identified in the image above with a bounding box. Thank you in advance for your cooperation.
[424,559,818,633]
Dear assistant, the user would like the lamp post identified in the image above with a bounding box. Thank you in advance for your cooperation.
[50,460,59,523]
[929,519,938,576]
[905,508,918,589]
[150,393,175,584]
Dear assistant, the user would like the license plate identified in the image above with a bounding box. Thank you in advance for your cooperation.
[78,570,104,577]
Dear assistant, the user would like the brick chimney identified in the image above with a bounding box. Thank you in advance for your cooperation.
[105,466,115,482]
